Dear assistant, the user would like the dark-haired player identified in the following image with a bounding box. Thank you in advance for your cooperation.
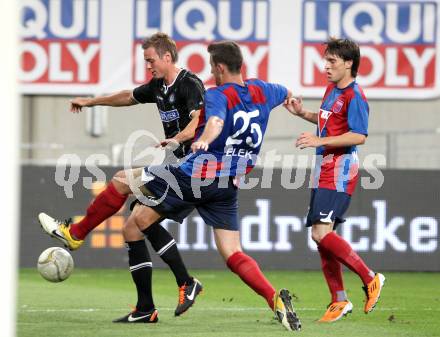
[285,38,385,323]
[123,40,302,331]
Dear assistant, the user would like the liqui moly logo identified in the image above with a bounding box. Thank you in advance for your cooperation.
[19,0,101,89]
[132,0,269,85]
[299,0,440,99]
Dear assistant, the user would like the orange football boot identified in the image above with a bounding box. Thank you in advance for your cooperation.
[319,301,353,322]
[363,273,386,313]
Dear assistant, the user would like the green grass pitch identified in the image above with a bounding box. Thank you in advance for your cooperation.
[18,269,440,337]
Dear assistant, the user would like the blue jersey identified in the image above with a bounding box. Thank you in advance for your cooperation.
[180,79,288,177]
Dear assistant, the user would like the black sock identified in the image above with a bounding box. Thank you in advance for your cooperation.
[143,222,192,287]
[126,240,155,312]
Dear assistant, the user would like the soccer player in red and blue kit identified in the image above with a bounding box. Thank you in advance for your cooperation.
[285,38,385,323]
[127,41,301,331]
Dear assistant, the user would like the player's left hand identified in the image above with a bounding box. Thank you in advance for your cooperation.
[191,141,209,152]
[296,132,322,149]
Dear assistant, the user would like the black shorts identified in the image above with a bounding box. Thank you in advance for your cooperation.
[135,164,239,231]
[305,188,351,228]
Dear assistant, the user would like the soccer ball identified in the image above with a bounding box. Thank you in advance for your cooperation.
[37,247,74,282]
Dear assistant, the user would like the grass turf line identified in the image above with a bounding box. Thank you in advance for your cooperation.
[18,269,440,337]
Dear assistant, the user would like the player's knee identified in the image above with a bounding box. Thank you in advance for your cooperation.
[313,229,333,244]
[122,220,143,241]
[227,247,241,259]
[121,225,129,240]
[220,246,242,261]
[113,169,125,180]
[311,229,324,244]
[132,208,145,226]
[111,170,129,195]
[132,206,157,231]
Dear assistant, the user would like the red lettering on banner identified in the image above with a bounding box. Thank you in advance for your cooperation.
[133,41,268,85]
[302,43,436,89]
[20,40,100,84]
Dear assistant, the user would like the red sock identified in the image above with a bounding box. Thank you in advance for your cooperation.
[226,252,275,310]
[319,232,374,285]
[70,182,128,240]
[318,246,345,303]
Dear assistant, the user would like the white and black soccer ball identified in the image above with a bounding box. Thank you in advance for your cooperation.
[37,247,74,282]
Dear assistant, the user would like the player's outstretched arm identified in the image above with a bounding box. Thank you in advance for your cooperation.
[283,96,318,125]
[70,90,137,113]
[191,116,224,153]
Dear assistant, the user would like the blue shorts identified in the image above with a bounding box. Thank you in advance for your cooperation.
[306,188,351,228]
[139,164,239,231]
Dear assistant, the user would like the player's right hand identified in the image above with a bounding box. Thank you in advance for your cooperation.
[70,97,91,113]
[284,96,304,117]
[191,141,209,153]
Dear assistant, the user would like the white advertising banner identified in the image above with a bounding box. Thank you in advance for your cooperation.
[19,0,440,98]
